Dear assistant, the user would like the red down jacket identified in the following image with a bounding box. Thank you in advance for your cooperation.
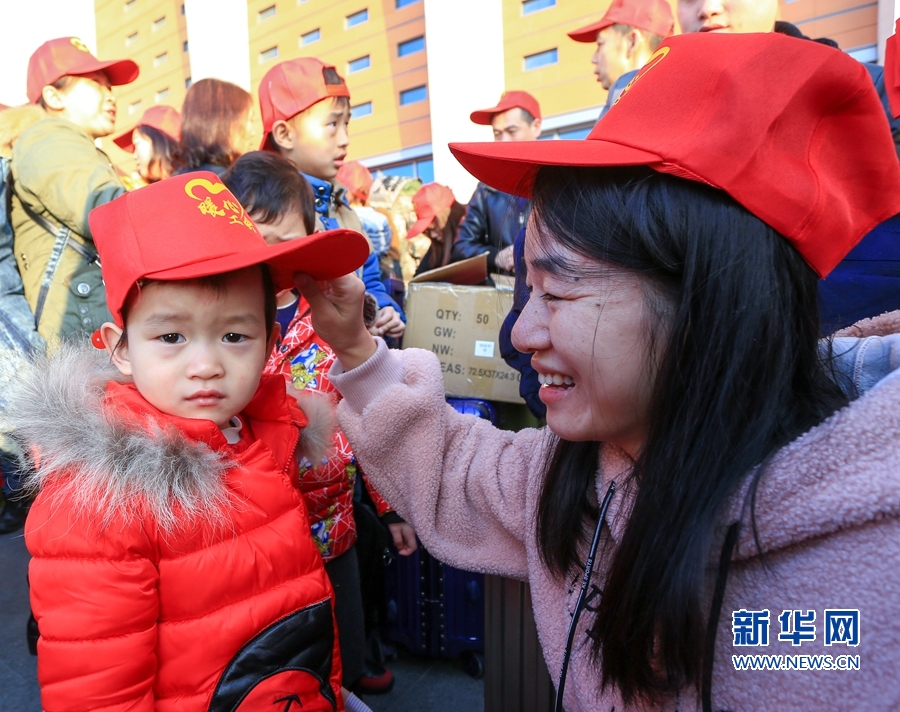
[14,347,343,711]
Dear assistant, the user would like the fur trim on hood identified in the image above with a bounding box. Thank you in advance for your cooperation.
[3,344,335,534]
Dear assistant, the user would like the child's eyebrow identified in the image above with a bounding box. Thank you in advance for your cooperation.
[220,313,263,327]
[142,312,187,327]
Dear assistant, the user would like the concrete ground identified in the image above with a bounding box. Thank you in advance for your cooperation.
[0,531,483,712]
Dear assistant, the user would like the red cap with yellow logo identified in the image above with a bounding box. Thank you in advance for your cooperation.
[88,172,369,328]
[27,37,139,104]
[449,33,900,278]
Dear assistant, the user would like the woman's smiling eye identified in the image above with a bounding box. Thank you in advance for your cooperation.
[159,333,184,344]
[541,292,562,303]
[223,333,247,343]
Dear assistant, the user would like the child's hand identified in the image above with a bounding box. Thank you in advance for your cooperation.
[294,273,377,370]
[387,521,418,556]
[369,306,406,339]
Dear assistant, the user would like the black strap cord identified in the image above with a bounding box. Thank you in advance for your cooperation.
[22,201,100,266]
[702,521,741,712]
[554,481,617,712]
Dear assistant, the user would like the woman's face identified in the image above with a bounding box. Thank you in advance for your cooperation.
[56,71,116,139]
[132,128,156,182]
[512,222,660,457]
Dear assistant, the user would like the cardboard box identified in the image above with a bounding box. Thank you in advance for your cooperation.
[403,281,524,404]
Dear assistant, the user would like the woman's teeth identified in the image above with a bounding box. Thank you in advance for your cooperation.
[538,373,574,387]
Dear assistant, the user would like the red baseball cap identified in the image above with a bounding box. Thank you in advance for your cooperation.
[337,160,374,203]
[884,19,900,118]
[259,58,350,149]
[568,0,675,43]
[470,91,542,126]
[408,183,456,238]
[88,172,369,328]
[449,33,900,278]
[27,37,139,104]
[113,104,181,152]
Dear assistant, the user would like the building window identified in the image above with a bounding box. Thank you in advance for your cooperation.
[126,31,138,47]
[396,0,421,7]
[185,76,192,88]
[129,100,142,115]
[155,87,169,102]
[183,40,189,52]
[152,16,166,31]
[524,48,558,71]
[399,85,427,106]
[348,55,371,73]
[351,101,373,118]
[154,52,168,67]
[398,36,425,57]
[522,0,555,14]
[260,46,279,63]
[259,4,276,21]
[300,28,321,45]
[346,9,368,27]
[124,0,136,11]
[181,3,185,13]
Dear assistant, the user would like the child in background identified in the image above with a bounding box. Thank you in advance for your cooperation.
[258,57,406,341]
[223,151,417,695]
[8,172,374,711]
[113,104,181,183]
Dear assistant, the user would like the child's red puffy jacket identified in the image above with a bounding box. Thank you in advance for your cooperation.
[14,347,344,711]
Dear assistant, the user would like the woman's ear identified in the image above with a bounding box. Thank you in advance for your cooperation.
[99,322,132,377]
[40,85,66,112]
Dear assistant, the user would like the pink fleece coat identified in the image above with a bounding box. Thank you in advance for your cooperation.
[329,319,900,712]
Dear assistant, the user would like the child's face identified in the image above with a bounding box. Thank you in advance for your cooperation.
[252,209,309,245]
[279,98,350,180]
[102,268,276,429]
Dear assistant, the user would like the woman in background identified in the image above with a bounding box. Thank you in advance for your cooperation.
[113,104,181,183]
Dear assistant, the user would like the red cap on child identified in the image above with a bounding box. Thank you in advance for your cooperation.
[88,172,370,330]
[337,160,374,203]
[450,33,900,278]
[470,91,542,126]
[113,104,181,152]
[567,0,675,43]
[407,183,456,239]
[27,37,139,104]
[258,58,350,150]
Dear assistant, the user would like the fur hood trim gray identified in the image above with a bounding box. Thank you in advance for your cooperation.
[3,344,336,534]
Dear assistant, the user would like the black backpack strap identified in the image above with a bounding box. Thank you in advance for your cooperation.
[21,201,100,267]
[32,221,70,328]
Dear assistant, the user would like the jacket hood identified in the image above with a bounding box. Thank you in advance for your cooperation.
[732,310,900,560]
[3,344,335,534]
[0,104,45,157]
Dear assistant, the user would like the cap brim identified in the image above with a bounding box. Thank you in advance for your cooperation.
[449,140,662,198]
[470,108,499,125]
[143,228,370,288]
[406,215,433,239]
[95,58,140,87]
[113,124,137,151]
[568,20,608,43]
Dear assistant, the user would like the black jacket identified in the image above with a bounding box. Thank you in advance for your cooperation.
[452,182,529,272]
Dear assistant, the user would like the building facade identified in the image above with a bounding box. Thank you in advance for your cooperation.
[95,0,891,197]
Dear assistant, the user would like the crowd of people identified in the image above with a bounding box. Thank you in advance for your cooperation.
[2,0,900,710]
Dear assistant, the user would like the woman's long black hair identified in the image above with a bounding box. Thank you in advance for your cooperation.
[531,166,848,703]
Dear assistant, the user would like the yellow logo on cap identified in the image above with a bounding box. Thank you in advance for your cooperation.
[70,38,91,53]
[184,178,257,232]
[612,46,670,108]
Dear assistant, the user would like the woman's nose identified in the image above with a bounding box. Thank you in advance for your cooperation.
[511,296,548,355]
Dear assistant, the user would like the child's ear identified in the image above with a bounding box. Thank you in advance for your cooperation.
[99,322,133,377]
[271,120,294,150]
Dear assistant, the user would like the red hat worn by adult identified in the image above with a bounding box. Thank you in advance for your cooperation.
[26,37,139,104]
[407,183,456,239]
[568,0,675,43]
[470,91,542,126]
[113,104,182,152]
[450,33,900,278]
[258,57,350,150]
[87,171,369,330]
[336,160,374,203]
[884,19,900,119]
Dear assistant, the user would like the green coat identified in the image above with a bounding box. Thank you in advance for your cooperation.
[11,117,125,344]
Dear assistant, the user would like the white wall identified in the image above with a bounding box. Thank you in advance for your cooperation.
[423,0,505,202]
[183,0,251,90]
[0,0,97,106]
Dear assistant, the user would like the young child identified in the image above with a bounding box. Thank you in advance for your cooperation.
[223,151,417,694]
[7,172,372,711]
[258,57,406,340]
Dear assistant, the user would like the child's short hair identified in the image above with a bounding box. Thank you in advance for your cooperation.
[115,266,277,349]
[223,152,315,234]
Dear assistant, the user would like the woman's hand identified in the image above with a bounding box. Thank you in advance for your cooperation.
[294,272,378,370]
